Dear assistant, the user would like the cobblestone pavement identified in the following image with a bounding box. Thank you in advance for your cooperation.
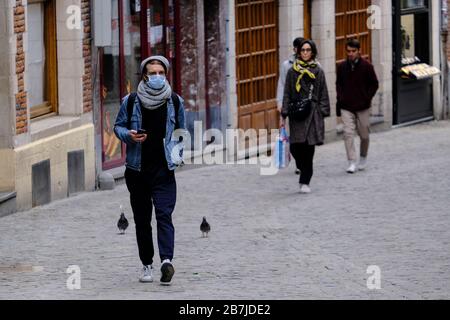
[1,121,450,300]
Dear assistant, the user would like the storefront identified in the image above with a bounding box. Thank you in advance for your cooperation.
[99,0,180,170]
[393,0,440,125]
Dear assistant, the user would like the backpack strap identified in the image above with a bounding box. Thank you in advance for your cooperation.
[126,92,137,130]
[127,92,180,129]
[171,92,180,129]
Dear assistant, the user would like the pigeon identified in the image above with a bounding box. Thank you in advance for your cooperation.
[200,217,211,238]
[117,205,129,234]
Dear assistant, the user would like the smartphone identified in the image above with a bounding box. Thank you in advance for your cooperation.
[137,129,147,135]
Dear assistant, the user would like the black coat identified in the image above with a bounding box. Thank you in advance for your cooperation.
[336,58,379,116]
[281,64,330,145]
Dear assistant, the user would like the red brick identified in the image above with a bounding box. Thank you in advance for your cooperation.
[14,6,24,15]
[14,26,25,33]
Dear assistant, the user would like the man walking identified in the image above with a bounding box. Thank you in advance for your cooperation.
[277,37,304,112]
[114,55,186,285]
[277,37,304,174]
[336,39,379,173]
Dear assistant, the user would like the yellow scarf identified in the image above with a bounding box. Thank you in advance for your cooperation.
[293,59,317,92]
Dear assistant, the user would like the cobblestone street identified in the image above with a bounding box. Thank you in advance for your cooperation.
[1,121,450,300]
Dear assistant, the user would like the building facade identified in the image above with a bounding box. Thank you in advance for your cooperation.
[1,0,447,215]
[91,0,228,174]
[90,0,444,174]
[0,0,95,215]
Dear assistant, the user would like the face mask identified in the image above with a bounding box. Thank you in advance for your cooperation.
[147,75,166,90]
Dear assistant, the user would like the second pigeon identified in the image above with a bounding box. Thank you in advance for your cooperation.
[200,217,211,238]
[118,205,129,234]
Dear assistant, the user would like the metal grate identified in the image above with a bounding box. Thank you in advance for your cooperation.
[68,150,85,196]
[32,159,51,207]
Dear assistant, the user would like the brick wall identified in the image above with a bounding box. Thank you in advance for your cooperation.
[82,0,92,113]
[14,1,27,135]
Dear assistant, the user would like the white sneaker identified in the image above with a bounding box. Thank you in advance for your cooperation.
[299,184,311,194]
[358,157,367,171]
[346,162,357,174]
[139,265,154,283]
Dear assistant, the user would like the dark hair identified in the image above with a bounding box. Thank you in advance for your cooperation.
[346,38,361,50]
[298,39,318,60]
[293,37,305,48]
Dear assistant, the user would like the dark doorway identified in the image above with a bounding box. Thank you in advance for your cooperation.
[393,0,433,125]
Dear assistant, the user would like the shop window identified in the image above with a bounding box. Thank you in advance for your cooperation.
[101,0,144,168]
[401,0,426,10]
[102,0,123,165]
[28,0,58,119]
[400,3,429,66]
[147,0,177,85]
[401,15,416,60]
[124,0,142,96]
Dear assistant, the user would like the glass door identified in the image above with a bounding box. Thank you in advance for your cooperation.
[101,0,144,170]
[101,0,122,169]
[123,0,143,96]
[101,0,179,170]
[146,0,178,89]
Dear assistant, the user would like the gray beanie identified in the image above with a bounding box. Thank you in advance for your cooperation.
[140,55,170,75]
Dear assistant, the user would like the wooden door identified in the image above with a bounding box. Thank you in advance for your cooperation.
[304,0,311,40]
[335,0,372,65]
[235,0,279,132]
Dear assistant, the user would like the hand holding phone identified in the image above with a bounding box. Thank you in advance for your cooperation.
[129,129,147,143]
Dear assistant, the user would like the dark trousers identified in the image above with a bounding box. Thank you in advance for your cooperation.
[290,143,316,185]
[125,166,176,266]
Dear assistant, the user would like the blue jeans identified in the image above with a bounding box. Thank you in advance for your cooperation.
[125,166,176,266]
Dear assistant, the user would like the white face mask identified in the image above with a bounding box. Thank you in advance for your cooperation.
[147,74,166,90]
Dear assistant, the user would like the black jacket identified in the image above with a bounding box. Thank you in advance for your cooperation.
[336,58,379,116]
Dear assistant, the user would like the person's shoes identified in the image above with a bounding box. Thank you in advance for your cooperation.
[160,259,175,286]
[299,184,311,194]
[139,265,154,283]
[295,169,300,175]
[358,157,367,171]
[346,161,357,174]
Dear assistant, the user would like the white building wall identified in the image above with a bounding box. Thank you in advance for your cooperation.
[371,0,393,127]
[432,0,443,120]
[310,0,337,131]
[278,0,304,64]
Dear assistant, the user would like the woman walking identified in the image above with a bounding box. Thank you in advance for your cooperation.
[281,40,330,193]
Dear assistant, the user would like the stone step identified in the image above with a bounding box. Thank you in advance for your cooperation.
[0,192,17,218]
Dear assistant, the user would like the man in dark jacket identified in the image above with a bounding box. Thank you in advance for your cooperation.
[336,39,379,173]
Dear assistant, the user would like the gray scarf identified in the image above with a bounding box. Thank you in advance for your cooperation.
[137,80,172,110]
